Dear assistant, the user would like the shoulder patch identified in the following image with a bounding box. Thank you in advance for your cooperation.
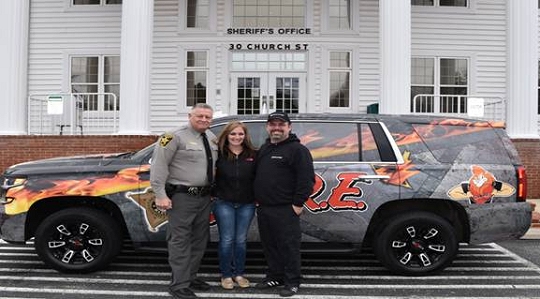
[159,133,174,147]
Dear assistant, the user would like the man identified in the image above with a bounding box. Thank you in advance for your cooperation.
[254,111,315,297]
[150,103,217,299]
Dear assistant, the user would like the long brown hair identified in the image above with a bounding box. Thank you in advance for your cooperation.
[217,121,257,160]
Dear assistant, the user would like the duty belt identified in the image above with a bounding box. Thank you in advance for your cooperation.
[165,184,212,197]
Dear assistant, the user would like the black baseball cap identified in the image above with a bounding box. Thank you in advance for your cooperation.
[267,111,290,123]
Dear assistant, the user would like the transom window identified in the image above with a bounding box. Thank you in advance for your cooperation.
[70,55,120,111]
[72,0,121,5]
[411,57,468,113]
[232,0,305,27]
[186,51,208,106]
[329,51,351,108]
[412,0,467,7]
[232,52,306,71]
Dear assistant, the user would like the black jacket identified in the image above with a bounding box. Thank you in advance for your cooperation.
[214,151,256,204]
[254,133,315,207]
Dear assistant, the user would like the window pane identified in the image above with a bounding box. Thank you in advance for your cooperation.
[330,52,350,68]
[73,0,100,4]
[329,0,350,30]
[104,56,120,83]
[104,84,120,110]
[329,71,350,107]
[187,51,207,67]
[440,0,467,7]
[361,124,381,162]
[233,0,305,27]
[294,122,359,162]
[106,0,122,4]
[411,86,435,112]
[187,0,209,28]
[412,58,434,85]
[71,57,99,83]
[440,58,467,85]
[186,71,207,106]
[411,0,434,5]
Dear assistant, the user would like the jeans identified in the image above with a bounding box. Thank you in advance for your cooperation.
[212,199,256,278]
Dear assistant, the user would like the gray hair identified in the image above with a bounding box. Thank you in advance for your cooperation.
[191,103,213,111]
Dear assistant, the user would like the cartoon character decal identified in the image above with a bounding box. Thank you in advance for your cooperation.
[447,165,515,204]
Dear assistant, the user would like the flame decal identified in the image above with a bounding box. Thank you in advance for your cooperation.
[374,151,419,188]
[5,166,150,215]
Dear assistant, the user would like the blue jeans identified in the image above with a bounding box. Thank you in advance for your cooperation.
[212,199,255,278]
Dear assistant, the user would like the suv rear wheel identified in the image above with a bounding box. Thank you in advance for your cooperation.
[34,207,122,273]
[373,211,458,276]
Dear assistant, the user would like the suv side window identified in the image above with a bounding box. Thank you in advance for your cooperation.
[293,121,385,163]
[215,120,390,163]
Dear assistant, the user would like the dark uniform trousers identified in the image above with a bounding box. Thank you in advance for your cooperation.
[167,192,212,290]
[257,204,302,286]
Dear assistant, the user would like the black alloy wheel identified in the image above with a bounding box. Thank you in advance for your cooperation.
[373,211,459,276]
[34,207,122,273]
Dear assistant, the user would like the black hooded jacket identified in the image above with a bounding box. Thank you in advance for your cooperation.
[254,133,315,207]
[214,150,256,204]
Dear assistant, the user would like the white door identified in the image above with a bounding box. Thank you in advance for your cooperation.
[230,72,306,115]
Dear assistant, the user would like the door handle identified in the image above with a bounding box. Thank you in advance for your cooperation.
[358,175,390,184]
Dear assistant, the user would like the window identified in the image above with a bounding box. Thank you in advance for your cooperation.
[412,0,467,7]
[186,51,208,106]
[411,57,468,113]
[72,0,121,5]
[231,52,306,71]
[70,55,120,111]
[328,0,350,30]
[329,51,351,108]
[186,0,210,28]
[232,0,305,27]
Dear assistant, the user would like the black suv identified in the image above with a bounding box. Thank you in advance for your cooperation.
[0,114,532,275]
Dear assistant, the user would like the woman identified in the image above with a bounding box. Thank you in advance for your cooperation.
[213,121,257,289]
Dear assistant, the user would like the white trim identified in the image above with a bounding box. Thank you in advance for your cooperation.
[322,46,356,113]
[177,45,216,113]
[62,49,120,95]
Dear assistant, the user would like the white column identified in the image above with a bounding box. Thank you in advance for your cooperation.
[506,0,539,138]
[118,0,154,134]
[379,0,411,114]
[0,1,29,134]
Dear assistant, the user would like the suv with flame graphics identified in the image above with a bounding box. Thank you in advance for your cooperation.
[0,114,532,275]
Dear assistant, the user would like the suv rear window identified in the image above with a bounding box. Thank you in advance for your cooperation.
[412,123,511,164]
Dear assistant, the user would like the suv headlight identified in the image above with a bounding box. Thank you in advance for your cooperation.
[0,176,27,204]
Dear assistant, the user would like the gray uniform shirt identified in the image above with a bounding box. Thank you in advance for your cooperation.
[150,124,218,199]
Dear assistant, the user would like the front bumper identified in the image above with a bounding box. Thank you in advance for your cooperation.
[467,201,532,244]
[0,203,27,243]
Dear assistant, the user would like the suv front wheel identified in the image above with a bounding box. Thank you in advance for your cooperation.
[373,211,459,276]
[34,207,122,273]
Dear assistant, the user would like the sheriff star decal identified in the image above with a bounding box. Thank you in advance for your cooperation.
[159,133,174,147]
[126,188,168,232]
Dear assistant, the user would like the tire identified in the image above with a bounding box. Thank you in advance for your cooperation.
[34,207,122,273]
[373,211,458,276]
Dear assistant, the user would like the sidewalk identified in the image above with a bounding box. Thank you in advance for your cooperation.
[522,199,540,239]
